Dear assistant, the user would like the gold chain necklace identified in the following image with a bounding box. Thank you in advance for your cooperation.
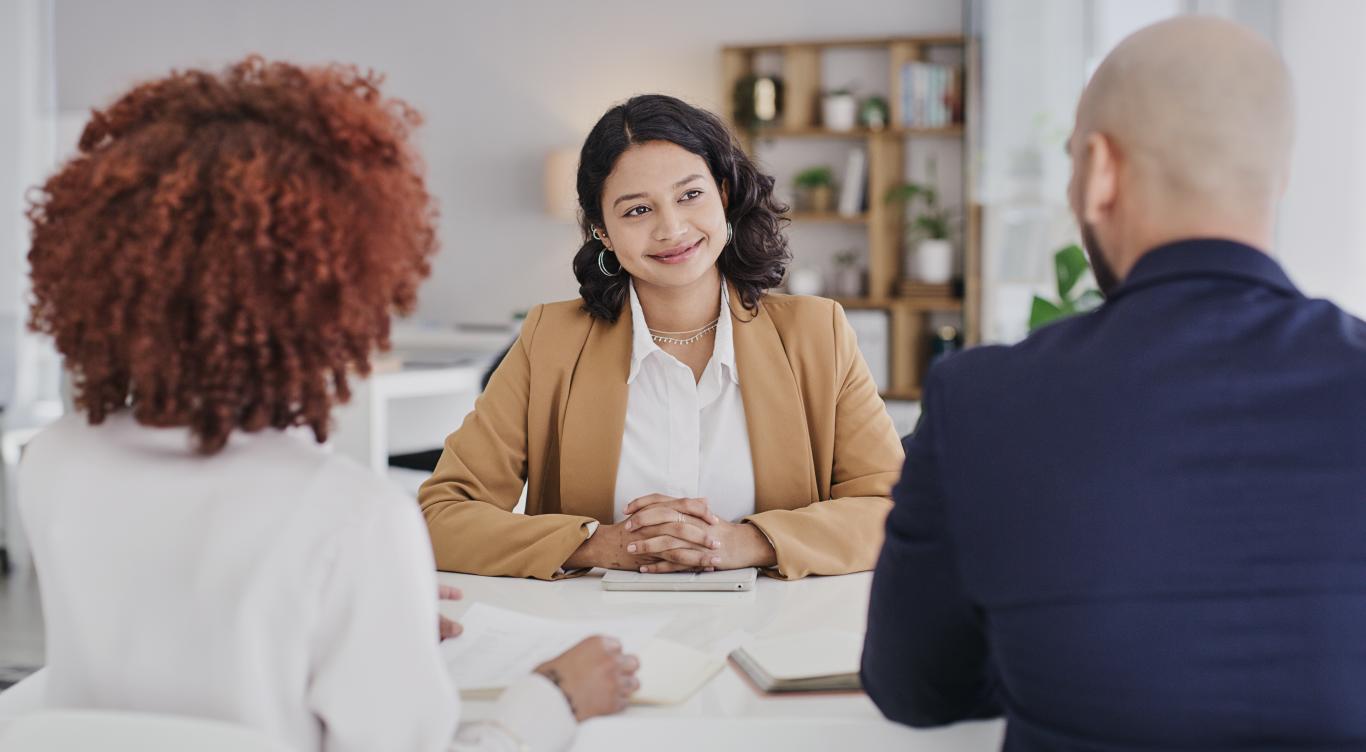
[648,318,719,346]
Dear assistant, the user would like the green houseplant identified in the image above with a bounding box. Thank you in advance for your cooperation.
[886,181,954,284]
[1028,243,1104,331]
[794,166,835,213]
[884,182,950,240]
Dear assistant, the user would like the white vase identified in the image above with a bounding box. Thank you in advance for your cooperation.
[822,95,858,132]
[910,239,954,284]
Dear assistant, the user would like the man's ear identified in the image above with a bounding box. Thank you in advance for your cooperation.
[1082,132,1120,225]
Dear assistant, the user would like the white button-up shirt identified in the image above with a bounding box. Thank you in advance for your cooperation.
[613,280,756,523]
[5,412,575,752]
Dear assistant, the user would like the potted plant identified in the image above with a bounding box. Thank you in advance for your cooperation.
[822,88,858,132]
[830,250,864,297]
[885,181,954,284]
[860,95,889,130]
[1028,244,1104,331]
[794,166,835,213]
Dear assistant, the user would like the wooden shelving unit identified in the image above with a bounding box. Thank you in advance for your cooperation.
[722,35,980,401]
[752,126,965,140]
[786,211,869,225]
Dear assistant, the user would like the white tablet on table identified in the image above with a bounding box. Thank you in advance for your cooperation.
[601,567,758,592]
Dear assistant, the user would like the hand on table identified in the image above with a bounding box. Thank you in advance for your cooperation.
[535,636,641,721]
[438,584,463,641]
[564,494,777,573]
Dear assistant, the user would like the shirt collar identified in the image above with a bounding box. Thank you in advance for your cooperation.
[626,279,739,385]
[1108,238,1299,303]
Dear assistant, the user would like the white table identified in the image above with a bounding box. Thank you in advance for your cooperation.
[438,570,1004,751]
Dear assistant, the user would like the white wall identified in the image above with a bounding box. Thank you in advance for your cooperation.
[975,0,1365,344]
[1278,0,1366,318]
[51,0,963,326]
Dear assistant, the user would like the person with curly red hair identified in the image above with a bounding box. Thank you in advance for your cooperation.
[2,57,635,751]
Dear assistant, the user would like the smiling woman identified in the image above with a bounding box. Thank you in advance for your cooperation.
[419,94,905,581]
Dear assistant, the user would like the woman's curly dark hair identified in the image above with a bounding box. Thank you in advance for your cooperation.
[26,56,437,454]
[572,94,790,321]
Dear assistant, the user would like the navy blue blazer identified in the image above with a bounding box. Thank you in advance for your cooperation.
[862,240,1366,750]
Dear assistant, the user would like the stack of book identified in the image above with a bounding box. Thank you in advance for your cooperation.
[900,62,961,128]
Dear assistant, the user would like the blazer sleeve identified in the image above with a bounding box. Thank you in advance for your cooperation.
[743,304,904,579]
[860,368,1001,727]
[418,306,597,580]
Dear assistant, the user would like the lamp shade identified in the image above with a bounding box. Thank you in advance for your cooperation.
[543,148,580,222]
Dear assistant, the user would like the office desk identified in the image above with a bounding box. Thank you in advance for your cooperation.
[438,570,1004,751]
[330,363,486,474]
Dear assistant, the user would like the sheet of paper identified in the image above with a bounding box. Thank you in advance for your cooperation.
[442,603,669,693]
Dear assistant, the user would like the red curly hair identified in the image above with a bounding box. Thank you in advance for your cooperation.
[26,56,437,454]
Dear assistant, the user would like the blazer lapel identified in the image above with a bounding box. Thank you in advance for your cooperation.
[559,306,632,524]
[730,285,820,511]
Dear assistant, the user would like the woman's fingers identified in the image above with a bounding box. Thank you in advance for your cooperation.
[628,534,693,556]
[639,560,704,574]
[623,495,715,523]
[624,502,713,532]
[622,493,673,516]
[639,548,723,572]
[439,615,463,640]
[626,524,716,554]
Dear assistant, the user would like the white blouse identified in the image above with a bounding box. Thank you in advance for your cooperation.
[613,281,756,523]
[1,413,575,752]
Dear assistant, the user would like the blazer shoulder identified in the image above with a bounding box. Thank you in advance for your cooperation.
[760,292,841,326]
[528,298,592,330]
[517,298,594,346]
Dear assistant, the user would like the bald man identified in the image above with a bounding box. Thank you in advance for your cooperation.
[862,16,1366,750]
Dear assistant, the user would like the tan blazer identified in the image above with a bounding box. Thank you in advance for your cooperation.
[418,284,905,580]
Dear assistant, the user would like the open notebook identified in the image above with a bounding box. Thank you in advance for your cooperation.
[729,629,864,693]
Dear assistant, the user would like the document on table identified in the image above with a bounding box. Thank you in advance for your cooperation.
[441,603,670,699]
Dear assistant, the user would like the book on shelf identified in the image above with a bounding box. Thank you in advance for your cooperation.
[900,62,961,128]
[837,148,867,218]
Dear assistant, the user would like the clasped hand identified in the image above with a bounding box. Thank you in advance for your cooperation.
[565,494,777,573]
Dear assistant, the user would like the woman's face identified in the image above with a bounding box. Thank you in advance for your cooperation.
[597,140,728,294]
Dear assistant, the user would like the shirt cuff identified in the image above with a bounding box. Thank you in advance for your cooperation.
[454,673,577,752]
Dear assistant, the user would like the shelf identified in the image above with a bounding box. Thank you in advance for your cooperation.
[723,35,965,54]
[880,388,923,402]
[723,32,977,410]
[786,211,868,225]
[830,296,964,312]
[750,125,963,140]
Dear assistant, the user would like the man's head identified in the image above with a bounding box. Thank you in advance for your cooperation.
[1067,16,1294,294]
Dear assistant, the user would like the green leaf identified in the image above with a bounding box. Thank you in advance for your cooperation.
[1054,244,1089,298]
[1028,296,1067,332]
[914,215,949,239]
[884,183,925,204]
[795,166,834,188]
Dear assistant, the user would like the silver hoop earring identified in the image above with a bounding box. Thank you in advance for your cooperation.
[597,249,621,277]
[726,221,734,247]
[592,227,606,242]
